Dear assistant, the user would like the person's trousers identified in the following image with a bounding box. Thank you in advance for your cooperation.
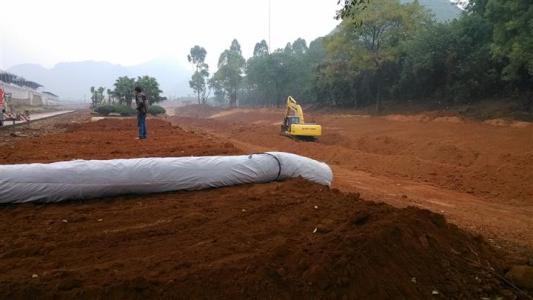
[137,113,147,139]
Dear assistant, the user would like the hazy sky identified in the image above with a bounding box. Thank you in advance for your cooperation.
[0,0,340,71]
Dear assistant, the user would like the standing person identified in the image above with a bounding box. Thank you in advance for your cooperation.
[134,86,148,139]
[0,87,5,127]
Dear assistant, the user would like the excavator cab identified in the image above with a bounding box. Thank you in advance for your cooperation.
[285,116,300,127]
[281,96,321,139]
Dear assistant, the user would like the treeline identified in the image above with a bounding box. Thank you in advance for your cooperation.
[191,0,532,112]
[90,75,164,108]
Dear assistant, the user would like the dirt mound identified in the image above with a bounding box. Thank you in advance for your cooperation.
[0,179,509,299]
[174,104,223,119]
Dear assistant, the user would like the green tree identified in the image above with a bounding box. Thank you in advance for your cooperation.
[187,45,210,104]
[324,0,431,111]
[90,86,106,108]
[244,38,319,107]
[135,76,164,104]
[113,76,136,106]
[97,87,105,105]
[208,76,226,105]
[211,39,246,107]
[398,15,498,103]
[107,88,114,104]
[336,0,371,20]
[484,0,533,82]
[245,41,276,106]
[90,86,96,108]
[253,40,269,57]
[292,38,308,55]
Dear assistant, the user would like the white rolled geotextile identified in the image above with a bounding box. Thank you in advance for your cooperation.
[0,152,332,203]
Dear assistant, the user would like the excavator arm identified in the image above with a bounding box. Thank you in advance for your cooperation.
[284,96,305,124]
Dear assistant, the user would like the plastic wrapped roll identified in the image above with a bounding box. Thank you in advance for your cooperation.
[0,152,333,203]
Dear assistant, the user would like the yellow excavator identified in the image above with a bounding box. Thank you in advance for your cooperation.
[281,96,321,139]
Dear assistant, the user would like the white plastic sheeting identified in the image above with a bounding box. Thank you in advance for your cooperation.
[0,152,333,204]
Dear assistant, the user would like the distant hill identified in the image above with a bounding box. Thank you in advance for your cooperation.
[8,58,191,101]
[402,0,463,22]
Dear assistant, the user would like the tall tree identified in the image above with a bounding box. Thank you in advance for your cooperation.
[107,88,114,104]
[90,86,97,108]
[212,39,246,107]
[398,14,498,103]
[208,76,226,105]
[90,86,106,108]
[245,41,275,106]
[292,38,308,55]
[253,40,269,57]
[326,0,430,111]
[136,76,164,104]
[336,0,371,20]
[113,76,136,106]
[484,0,533,81]
[97,87,105,105]
[244,38,322,107]
[187,46,210,104]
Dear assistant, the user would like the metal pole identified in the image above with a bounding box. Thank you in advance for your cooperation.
[268,0,271,53]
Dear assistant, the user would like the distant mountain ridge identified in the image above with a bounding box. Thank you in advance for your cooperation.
[8,58,191,101]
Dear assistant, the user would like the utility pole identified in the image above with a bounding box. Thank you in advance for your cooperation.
[268,0,271,53]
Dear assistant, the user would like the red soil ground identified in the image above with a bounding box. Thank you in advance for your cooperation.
[0,118,238,164]
[0,116,528,299]
[168,107,533,252]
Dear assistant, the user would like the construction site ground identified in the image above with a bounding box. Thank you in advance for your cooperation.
[0,108,532,299]
[170,105,533,251]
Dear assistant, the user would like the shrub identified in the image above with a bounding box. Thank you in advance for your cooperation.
[94,105,115,116]
[115,105,136,116]
[148,105,166,115]
[94,104,136,116]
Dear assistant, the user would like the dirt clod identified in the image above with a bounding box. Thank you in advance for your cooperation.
[505,265,533,289]
[352,211,369,225]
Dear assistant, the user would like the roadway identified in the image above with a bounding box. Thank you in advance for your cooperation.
[1,110,74,127]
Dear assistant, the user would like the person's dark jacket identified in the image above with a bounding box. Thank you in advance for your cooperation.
[135,93,148,115]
